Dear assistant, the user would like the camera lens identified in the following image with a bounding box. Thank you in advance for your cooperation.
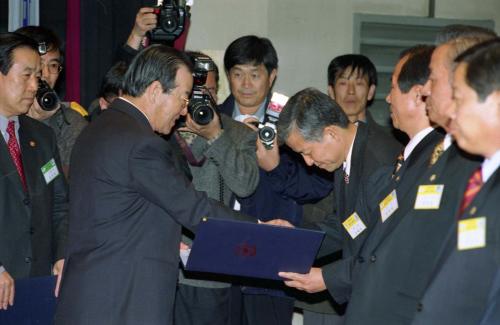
[36,80,60,111]
[258,125,276,143]
[190,102,214,125]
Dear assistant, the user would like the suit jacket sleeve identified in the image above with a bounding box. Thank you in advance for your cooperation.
[51,131,69,261]
[198,118,259,198]
[266,149,334,203]
[322,256,355,304]
[129,136,252,232]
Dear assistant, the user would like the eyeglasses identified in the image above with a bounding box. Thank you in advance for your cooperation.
[41,62,63,75]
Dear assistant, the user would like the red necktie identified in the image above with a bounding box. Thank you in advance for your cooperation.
[458,167,483,217]
[6,120,27,190]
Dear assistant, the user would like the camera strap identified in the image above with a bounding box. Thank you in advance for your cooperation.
[174,131,206,167]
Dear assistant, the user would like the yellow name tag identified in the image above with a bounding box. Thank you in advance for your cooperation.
[414,184,444,210]
[379,190,398,222]
[458,217,486,250]
[342,212,367,239]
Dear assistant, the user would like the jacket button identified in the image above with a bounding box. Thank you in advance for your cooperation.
[23,198,30,205]
[24,257,32,263]
[370,255,377,262]
[357,256,365,263]
[29,227,35,235]
[417,302,423,312]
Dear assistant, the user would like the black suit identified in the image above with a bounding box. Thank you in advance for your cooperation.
[55,99,250,325]
[343,144,480,324]
[411,168,500,325]
[319,121,402,304]
[0,115,68,278]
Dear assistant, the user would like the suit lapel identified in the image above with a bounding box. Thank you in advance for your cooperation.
[346,123,368,215]
[370,130,445,250]
[19,116,43,195]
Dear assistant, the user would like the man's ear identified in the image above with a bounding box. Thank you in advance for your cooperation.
[414,85,425,105]
[367,84,376,101]
[146,80,163,104]
[323,125,340,142]
[268,68,278,86]
[98,97,109,110]
[327,85,336,100]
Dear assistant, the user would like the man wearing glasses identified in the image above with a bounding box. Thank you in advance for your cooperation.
[15,26,87,178]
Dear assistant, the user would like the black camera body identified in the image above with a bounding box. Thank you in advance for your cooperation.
[188,55,217,125]
[36,79,60,111]
[258,92,288,149]
[149,0,188,43]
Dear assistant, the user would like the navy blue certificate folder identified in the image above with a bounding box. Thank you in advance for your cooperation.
[185,218,325,280]
[0,275,56,325]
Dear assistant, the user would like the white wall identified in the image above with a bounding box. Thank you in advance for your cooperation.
[185,0,500,101]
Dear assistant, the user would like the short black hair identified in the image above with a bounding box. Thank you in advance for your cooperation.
[223,35,278,74]
[122,44,193,97]
[327,54,377,87]
[435,24,497,45]
[0,32,39,75]
[277,88,349,144]
[98,61,128,101]
[15,25,63,62]
[397,45,435,93]
[455,38,500,102]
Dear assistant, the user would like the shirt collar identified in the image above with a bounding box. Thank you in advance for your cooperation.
[342,131,356,176]
[119,96,151,125]
[443,133,453,151]
[232,100,267,123]
[0,114,20,143]
[482,150,500,183]
[403,127,434,160]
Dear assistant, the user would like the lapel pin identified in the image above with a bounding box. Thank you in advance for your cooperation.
[470,206,477,215]
[29,140,36,147]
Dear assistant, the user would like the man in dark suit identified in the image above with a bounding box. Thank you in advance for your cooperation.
[411,38,500,325]
[341,28,496,325]
[54,45,255,325]
[339,45,446,324]
[275,87,399,302]
[0,33,68,310]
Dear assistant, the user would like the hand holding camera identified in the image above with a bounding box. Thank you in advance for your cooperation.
[258,92,288,150]
[180,111,222,141]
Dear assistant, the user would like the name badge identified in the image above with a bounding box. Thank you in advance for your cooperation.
[342,212,367,239]
[458,217,486,251]
[414,184,444,210]
[41,158,60,184]
[379,190,398,222]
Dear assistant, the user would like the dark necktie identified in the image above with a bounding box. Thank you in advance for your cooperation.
[392,149,405,178]
[458,167,483,217]
[6,120,27,190]
[429,140,444,166]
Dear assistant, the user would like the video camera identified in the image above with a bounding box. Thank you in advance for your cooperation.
[187,55,217,125]
[149,0,189,43]
[258,92,289,149]
[36,79,60,111]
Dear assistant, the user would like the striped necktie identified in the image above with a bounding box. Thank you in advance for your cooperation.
[6,120,27,190]
[458,167,483,217]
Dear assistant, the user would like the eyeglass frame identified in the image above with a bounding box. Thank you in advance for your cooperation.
[41,61,63,75]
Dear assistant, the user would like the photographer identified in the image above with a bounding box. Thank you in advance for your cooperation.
[15,26,88,178]
[165,52,260,325]
[219,35,334,325]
